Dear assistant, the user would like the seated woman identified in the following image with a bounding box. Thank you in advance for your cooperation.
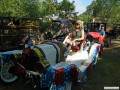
[66,20,85,51]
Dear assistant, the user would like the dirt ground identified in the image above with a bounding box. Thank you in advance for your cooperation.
[0,39,120,90]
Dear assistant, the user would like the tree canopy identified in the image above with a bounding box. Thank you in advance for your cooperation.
[79,0,120,24]
[0,0,76,19]
[1,0,119,25]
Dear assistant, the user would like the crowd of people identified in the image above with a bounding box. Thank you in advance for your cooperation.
[24,19,106,51]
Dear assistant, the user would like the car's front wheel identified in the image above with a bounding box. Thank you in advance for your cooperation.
[0,62,18,84]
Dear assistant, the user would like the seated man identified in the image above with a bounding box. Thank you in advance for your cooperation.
[98,26,106,43]
[53,23,68,42]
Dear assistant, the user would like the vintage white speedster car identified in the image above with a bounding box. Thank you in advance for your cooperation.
[0,33,100,90]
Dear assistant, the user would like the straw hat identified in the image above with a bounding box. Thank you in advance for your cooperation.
[76,20,84,28]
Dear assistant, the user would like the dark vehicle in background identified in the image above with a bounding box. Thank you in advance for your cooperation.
[110,24,120,39]
[85,22,111,56]
[86,22,111,47]
[86,22,107,33]
[0,17,40,52]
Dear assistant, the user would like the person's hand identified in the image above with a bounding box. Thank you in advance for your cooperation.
[53,35,57,39]
[72,40,76,46]
[68,33,73,38]
[73,39,76,42]
[68,33,71,36]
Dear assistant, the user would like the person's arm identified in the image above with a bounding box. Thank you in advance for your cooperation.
[56,29,62,36]
[53,29,61,39]
[101,30,106,40]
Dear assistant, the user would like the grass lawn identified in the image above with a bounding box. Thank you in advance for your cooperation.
[83,40,120,90]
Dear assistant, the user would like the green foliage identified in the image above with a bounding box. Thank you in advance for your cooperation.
[59,0,75,13]
[39,20,52,33]
[21,0,41,18]
[58,0,75,18]
[80,0,120,24]
[41,0,57,16]
[0,0,76,19]
[0,0,41,18]
[79,13,92,25]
